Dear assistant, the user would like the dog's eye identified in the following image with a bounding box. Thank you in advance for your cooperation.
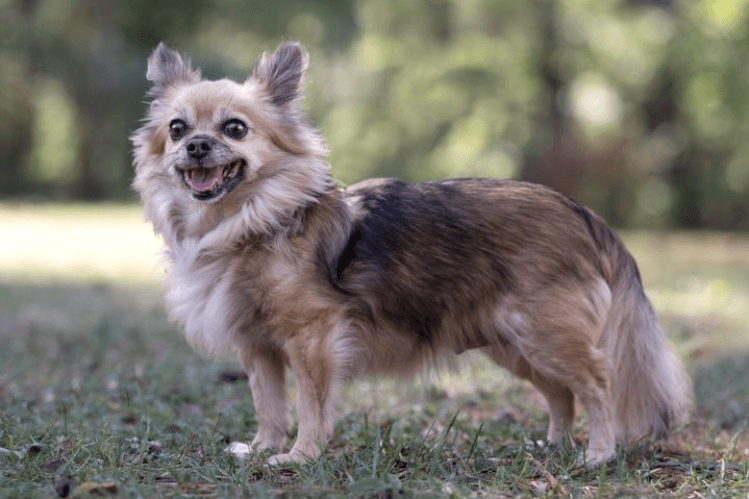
[222,119,248,139]
[169,119,188,141]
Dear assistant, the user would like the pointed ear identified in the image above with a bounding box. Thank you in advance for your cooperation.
[146,43,201,97]
[251,42,308,107]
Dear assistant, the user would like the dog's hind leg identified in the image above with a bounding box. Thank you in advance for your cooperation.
[229,344,290,458]
[483,346,575,447]
[497,340,614,466]
[552,348,614,467]
[488,279,615,466]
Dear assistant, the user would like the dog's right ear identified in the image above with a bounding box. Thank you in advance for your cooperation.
[146,43,201,98]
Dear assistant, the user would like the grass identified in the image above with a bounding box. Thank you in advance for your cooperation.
[1,203,749,498]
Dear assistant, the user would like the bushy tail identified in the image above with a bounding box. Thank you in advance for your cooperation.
[604,277,691,442]
[575,205,692,442]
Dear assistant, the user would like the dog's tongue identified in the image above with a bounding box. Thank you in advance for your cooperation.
[189,168,220,192]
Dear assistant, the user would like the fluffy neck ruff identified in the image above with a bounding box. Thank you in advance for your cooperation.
[137,154,336,255]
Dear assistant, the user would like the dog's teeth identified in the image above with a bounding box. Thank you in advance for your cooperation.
[222,162,240,180]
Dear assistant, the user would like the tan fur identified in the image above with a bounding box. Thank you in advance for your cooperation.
[132,42,691,467]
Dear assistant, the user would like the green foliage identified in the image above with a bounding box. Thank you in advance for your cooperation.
[0,0,748,227]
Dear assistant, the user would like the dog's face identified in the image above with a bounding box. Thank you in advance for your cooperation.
[132,42,326,210]
[158,78,273,203]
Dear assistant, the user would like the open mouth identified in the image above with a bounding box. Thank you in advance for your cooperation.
[179,160,246,201]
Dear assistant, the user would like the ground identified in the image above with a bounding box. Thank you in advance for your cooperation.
[1,204,748,498]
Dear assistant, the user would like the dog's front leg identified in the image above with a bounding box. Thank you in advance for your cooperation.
[228,344,290,458]
[268,334,340,465]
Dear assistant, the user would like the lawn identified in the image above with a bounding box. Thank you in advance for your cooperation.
[1,204,748,498]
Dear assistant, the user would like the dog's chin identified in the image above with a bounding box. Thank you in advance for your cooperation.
[177,159,247,202]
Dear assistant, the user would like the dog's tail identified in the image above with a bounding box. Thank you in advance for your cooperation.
[575,204,691,443]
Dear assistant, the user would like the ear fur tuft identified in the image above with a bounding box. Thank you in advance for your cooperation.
[146,42,201,97]
[252,42,308,107]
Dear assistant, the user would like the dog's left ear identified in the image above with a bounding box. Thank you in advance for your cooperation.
[251,42,308,107]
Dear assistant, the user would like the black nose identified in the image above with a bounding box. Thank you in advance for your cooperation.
[186,136,212,159]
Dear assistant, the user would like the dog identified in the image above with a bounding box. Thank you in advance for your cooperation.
[132,41,691,467]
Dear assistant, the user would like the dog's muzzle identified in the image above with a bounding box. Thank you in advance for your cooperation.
[178,159,247,201]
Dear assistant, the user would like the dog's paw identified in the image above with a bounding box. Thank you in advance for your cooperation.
[226,441,253,459]
[574,448,615,468]
[267,452,300,465]
[267,448,316,466]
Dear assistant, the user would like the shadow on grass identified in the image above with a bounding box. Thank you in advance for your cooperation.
[0,281,180,384]
[693,354,749,430]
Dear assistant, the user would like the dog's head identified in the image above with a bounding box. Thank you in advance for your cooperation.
[132,41,327,209]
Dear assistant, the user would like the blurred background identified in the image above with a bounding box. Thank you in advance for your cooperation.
[1,0,747,230]
[2,4,749,489]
